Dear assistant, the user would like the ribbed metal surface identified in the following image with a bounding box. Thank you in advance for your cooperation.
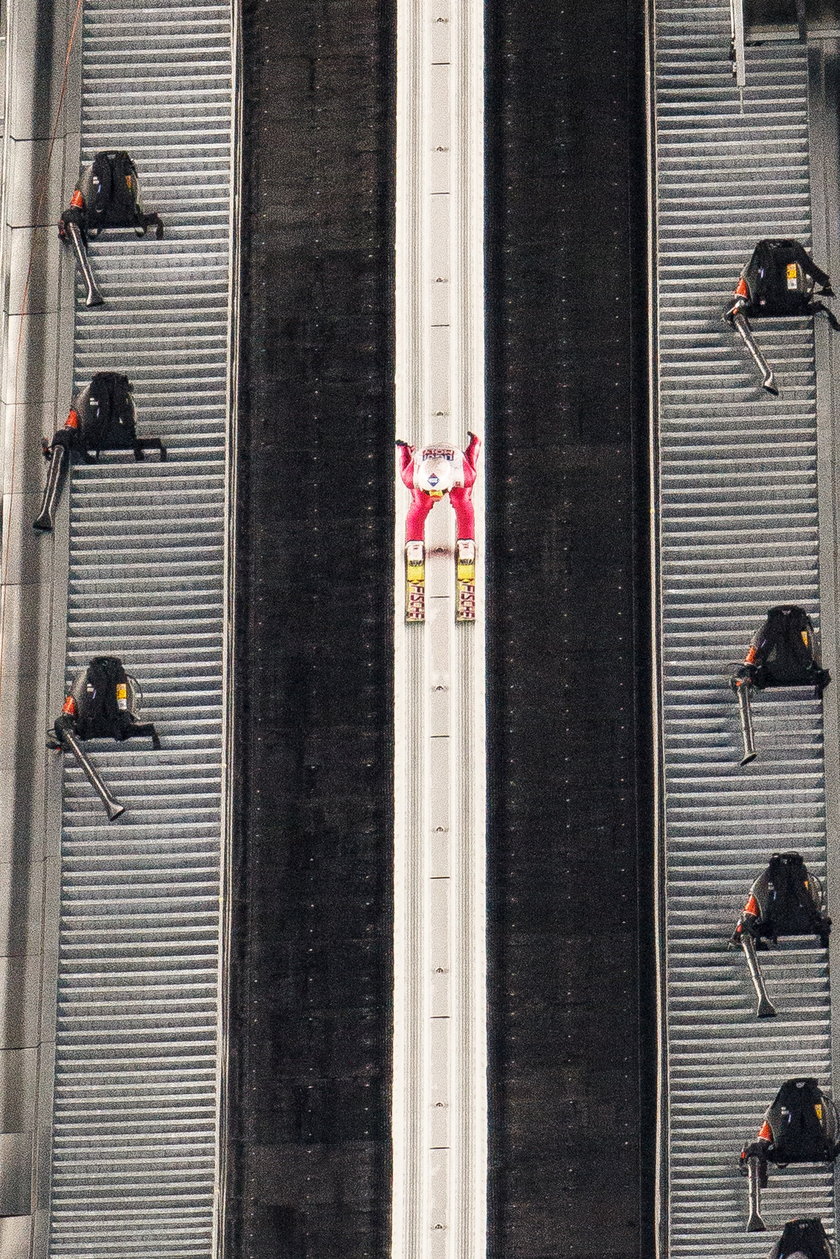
[654,5,835,1256]
[47,3,232,1256]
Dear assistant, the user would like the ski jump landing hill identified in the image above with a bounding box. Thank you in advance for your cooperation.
[392,0,487,1254]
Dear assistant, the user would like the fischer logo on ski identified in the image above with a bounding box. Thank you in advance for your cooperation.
[455,539,476,623]
[405,542,425,622]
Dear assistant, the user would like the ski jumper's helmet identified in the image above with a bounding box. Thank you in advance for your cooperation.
[415,446,461,497]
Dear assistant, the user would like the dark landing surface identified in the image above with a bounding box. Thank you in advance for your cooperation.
[229,3,395,1258]
[485,3,654,1257]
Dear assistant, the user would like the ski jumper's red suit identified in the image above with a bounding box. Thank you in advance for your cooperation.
[398,432,481,543]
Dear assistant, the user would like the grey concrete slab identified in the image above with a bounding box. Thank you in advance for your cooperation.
[0,957,44,1049]
[33,1126,51,1215]
[0,1133,32,1216]
[6,227,62,318]
[0,773,47,863]
[40,858,60,952]
[0,581,57,682]
[1,404,58,497]
[0,1050,38,1133]
[36,953,56,1047]
[54,283,76,384]
[7,0,74,143]
[5,139,66,231]
[2,314,60,406]
[59,28,81,147]
[33,1039,54,1130]
[0,863,46,957]
[0,491,62,586]
[0,1213,32,1259]
[0,668,51,782]
[42,688,67,852]
[57,242,77,317]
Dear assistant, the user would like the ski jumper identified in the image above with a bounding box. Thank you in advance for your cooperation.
[399,433,481,543]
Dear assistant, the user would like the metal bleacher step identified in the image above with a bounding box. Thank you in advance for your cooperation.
[46,2,233,1258]
[653,3,836,1256]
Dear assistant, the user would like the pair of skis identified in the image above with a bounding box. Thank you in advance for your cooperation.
[405,540,476,622]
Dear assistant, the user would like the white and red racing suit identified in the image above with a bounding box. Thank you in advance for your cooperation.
[398,433,481,543]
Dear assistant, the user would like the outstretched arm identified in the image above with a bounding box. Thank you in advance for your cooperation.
[464,431,481,470]
[396,439,415,487]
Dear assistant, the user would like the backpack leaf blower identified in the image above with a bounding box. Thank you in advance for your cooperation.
[740,1080,840,1232]
[729,606,829,766]
[731,853,830,1019]
[34,373,166,533]
[48,657,161,820]
[724,239,838,395]
[59,150,164,306]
